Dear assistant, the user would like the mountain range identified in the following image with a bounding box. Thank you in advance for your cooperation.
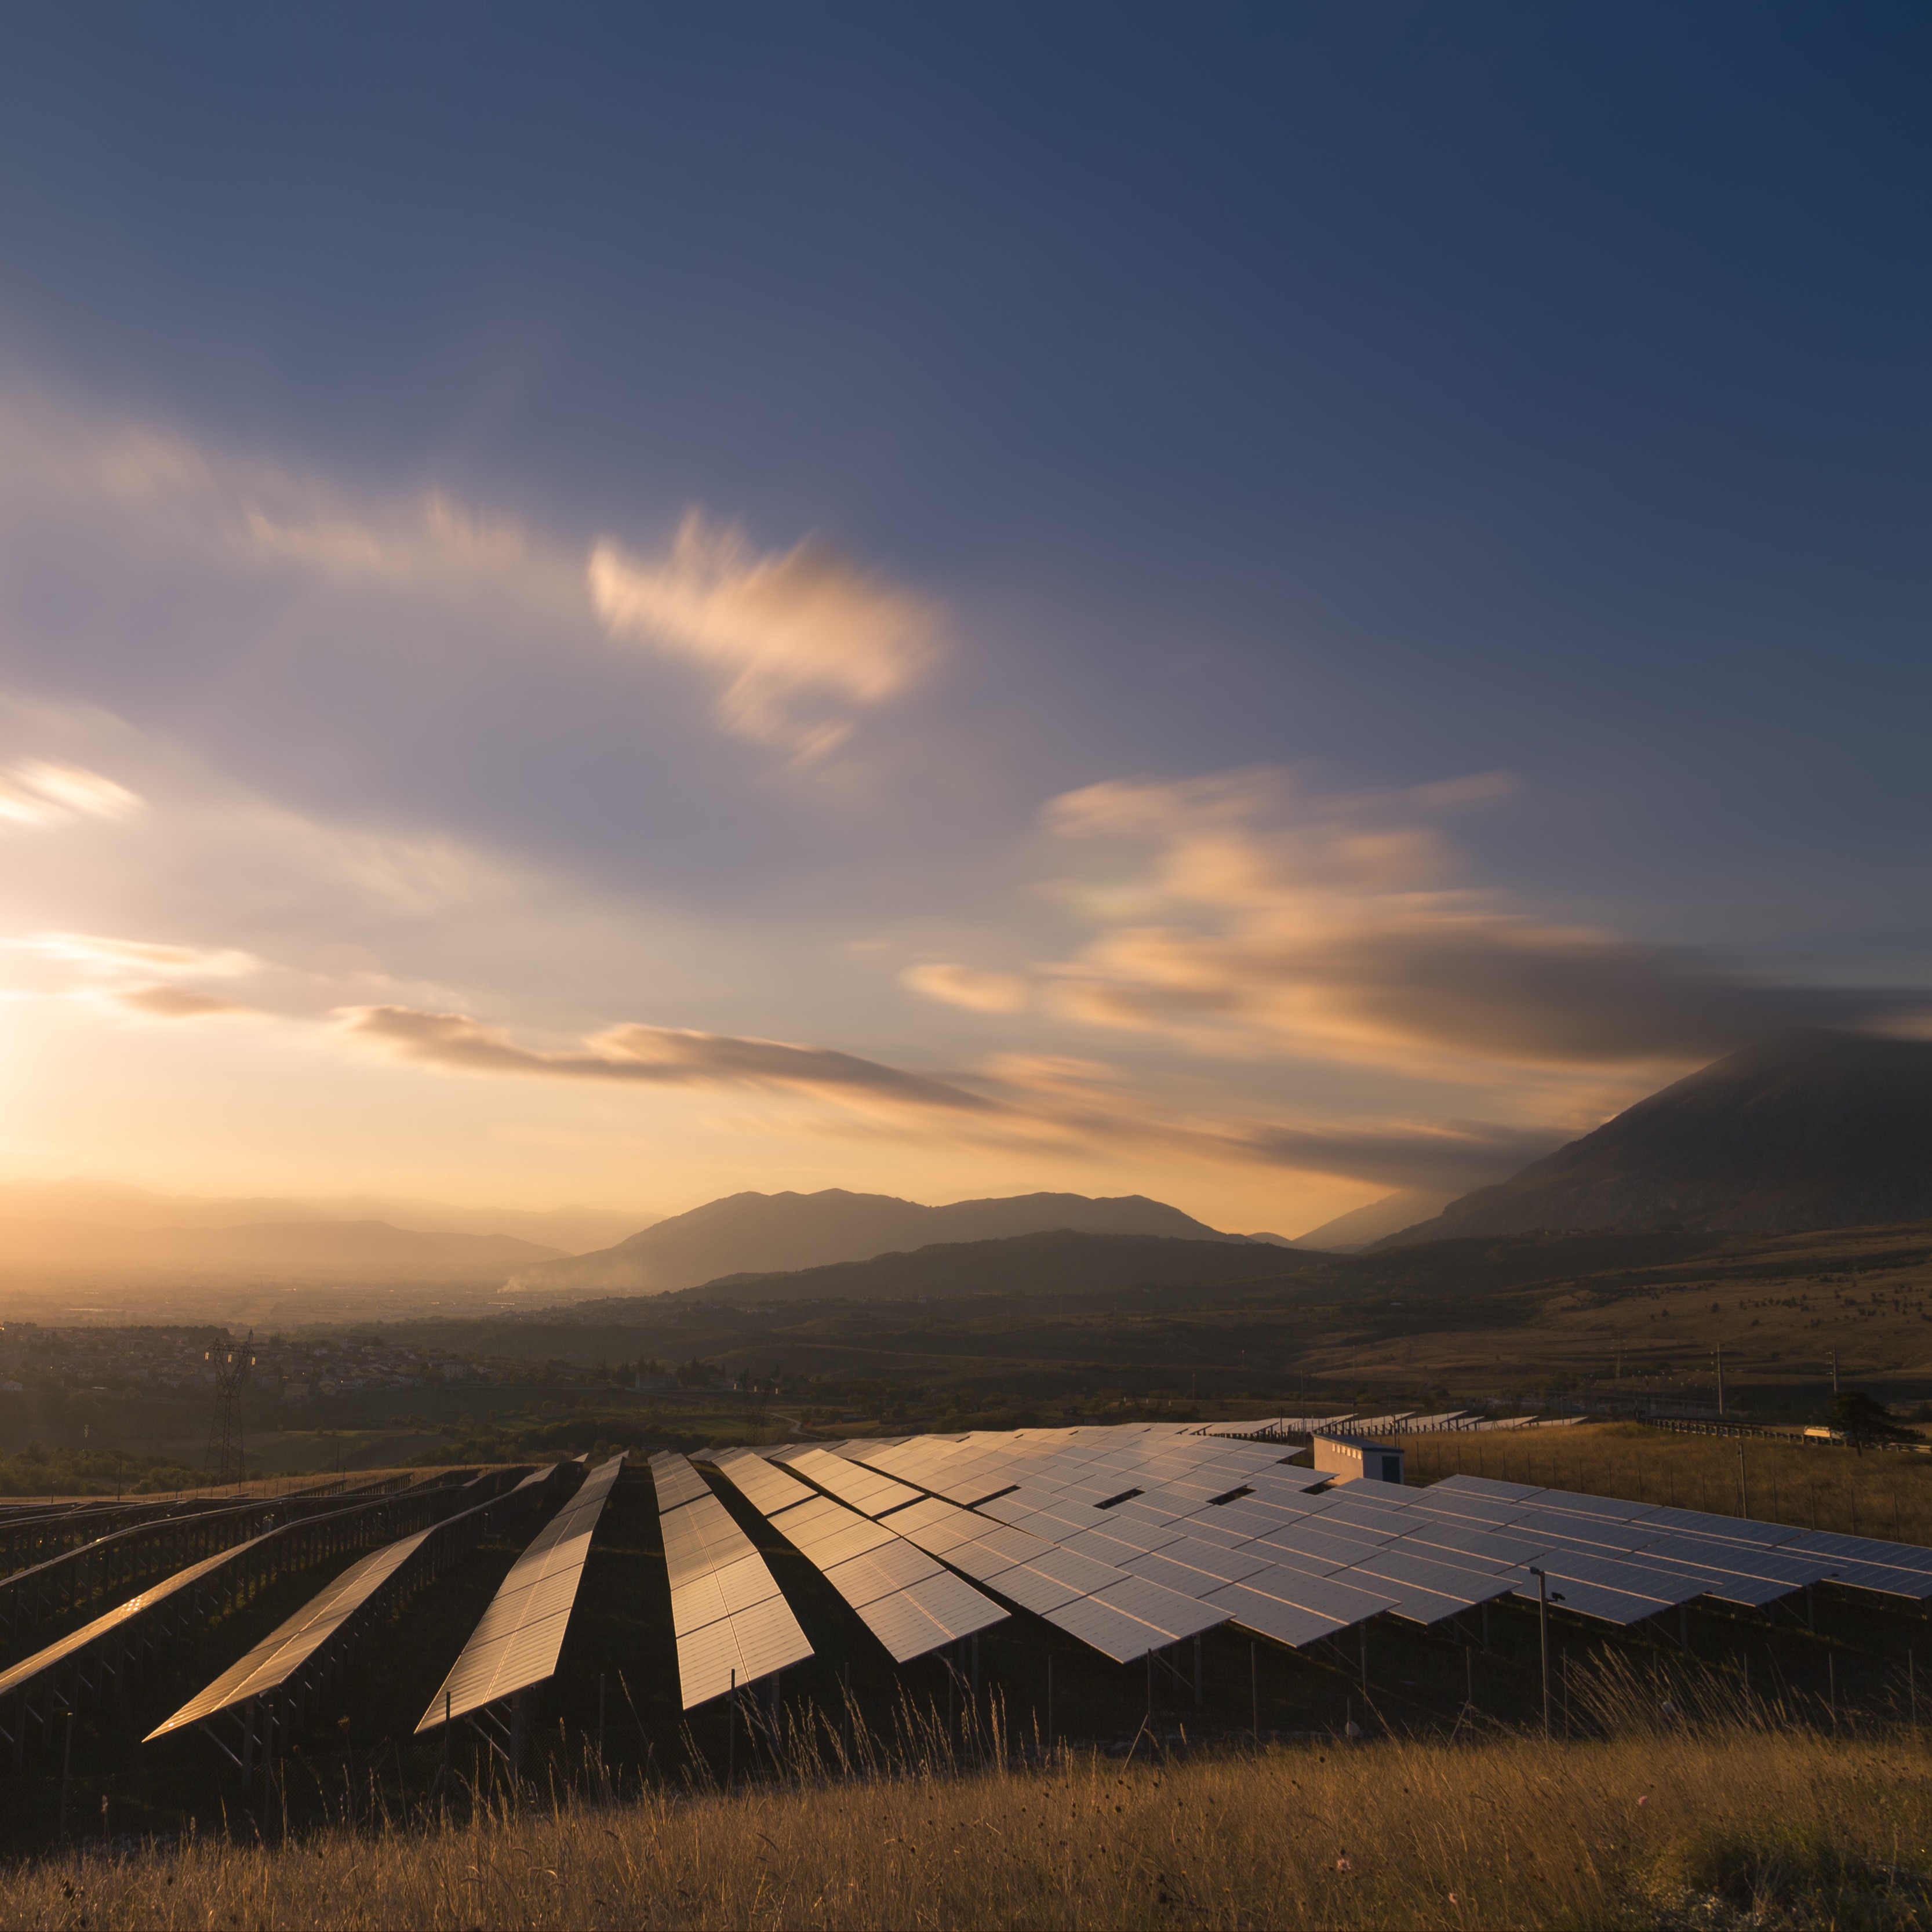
[1380,1031,1932,1246]
[9,1029,1924,1296]
[503,1188,1271,1297]
[641,1227,1319,1308]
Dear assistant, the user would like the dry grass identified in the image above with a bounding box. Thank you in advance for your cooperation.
[10,1675,1932,1931]
[1408,1421,1932,1547]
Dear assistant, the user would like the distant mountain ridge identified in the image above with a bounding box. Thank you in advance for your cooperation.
[504,1188,1256,1297]
[587,1227,1319,1309]
[1379,1031,1932,1247]
[1289,1191,1452,1251]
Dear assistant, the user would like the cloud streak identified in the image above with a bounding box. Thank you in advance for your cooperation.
[343,1005,994,1113]
[908,766,1930,1080]
[119,984,246,1018]
[337,1002,1553,1192]
[0,761,143,828]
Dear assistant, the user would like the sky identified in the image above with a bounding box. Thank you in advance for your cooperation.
[0,5,1927,1238]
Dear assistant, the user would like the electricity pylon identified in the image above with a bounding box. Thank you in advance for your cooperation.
[205,1331,255,1487]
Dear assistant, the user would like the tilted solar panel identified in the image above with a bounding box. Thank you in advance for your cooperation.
[2,1536,261,1706]
[785,1448,927,1518]
[415,1455,627,1730]
[648,1451,714,1514]
[711,1448,817,1518]
[710,1445,1006,1665]
[651,1454,812,1707]
[151,1531,431,1738]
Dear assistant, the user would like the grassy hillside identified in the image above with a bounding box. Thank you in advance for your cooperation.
[8,1704,1931,1929]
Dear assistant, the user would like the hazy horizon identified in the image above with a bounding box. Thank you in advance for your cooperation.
[0,10,1926,1245]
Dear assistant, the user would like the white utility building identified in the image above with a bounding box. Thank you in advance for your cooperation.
[1311,1432,1406,1485]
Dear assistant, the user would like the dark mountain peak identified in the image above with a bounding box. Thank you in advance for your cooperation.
[505,1186,1243,1297]
[1379,1029,1932,1247]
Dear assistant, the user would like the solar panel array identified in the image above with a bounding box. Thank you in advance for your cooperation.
[834,1427,1343,1661]
[650,1451,811,1708]
[1411,1472,1932,1614]
[813,1422,1932,1654]
[710,1447,1006,1664]
[416,1455,626,1730]
[148,1529,435,1738]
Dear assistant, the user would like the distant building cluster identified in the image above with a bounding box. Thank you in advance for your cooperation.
[0,1324,514,1404]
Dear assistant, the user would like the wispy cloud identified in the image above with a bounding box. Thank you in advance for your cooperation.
[343,1005,994,1112]
[6,932,260,978]
[590,511,943,762]
[0,760,143,828]
[907,765,1929,1081]
[900,962,1032,1014]
[335,1000,1552,1191]
[119,984,246,1018]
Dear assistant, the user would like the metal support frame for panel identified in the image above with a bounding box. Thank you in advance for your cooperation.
[467,1684,537,1784]
[1147,1642,1194,1701]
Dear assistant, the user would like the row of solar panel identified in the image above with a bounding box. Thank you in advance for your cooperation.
[709,1449,1005,1665]
[648,1450,813,1708]
[825,1426,1932,1651]
[142,1461,619,1743]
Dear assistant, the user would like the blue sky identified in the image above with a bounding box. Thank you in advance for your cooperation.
[0,6,1926,1234]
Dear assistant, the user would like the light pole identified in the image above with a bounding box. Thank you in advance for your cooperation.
[1715,1341,1725,1417]
[1528,1566,1566,1738]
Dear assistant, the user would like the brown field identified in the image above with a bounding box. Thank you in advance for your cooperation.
[1403,1420,1932,1546]
[6,1672,1931,1932]
[1323,1223,1932,1405]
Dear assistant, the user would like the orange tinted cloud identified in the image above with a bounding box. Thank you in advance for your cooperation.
[590,511,943,761]
[337,1002,1556,1192]
[1025,767,1923,1075]
[119,985,245,1018]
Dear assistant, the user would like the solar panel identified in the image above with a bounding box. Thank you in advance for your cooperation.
[711,1449,817,1518]
[1198,1582,1344,1647]
[1431,1473,1543,1502]
[1043,1591,1180,1664]
[1340,1542,1523,1613]
[648,1452,713,1514]
[1,1539,249,1704]
[1147,1537,1280,1585]
[981,1561,1089,1614]
[711,1443,1006,1665]
[907,1570,1003,1640]
[1782,1528,1932,1577]
[414,1455,626,1730]
[821,1538,935,1608]
[1236,1564,1400,1625]
[1088,1573,1229,1642]
[150,1531,432,1738]
[651,1454,812,1707]
[785,1448,927,1518]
